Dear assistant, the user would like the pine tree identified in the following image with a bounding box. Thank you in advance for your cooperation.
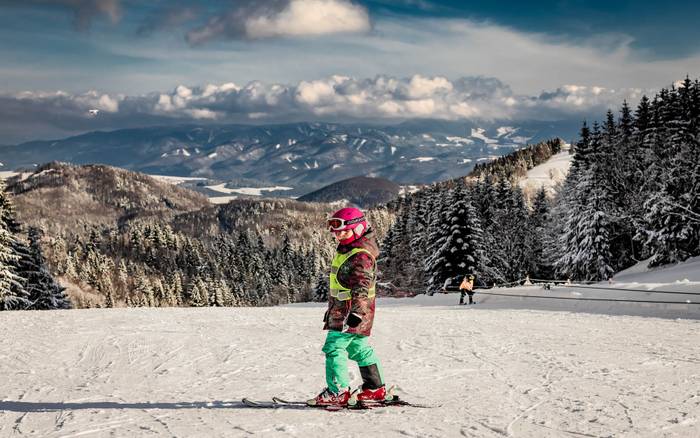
[425,187,484,292]
[171,272,184,306]
[557,123,615,280]
[22,228,72,310]
[135,272,154,307]
[188,277,209,307]
[104,277,116,308]
[117,259,129,287]
[152,277,166,307]
[471,177,507,285]
[313,270,329,302]
[0,179,21,234]
[0,182,29,310]
[639,82,700,265]
[529,187,554,279]
[0,231,28,310]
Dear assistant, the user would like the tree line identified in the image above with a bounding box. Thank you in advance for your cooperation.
[380,78,699,291]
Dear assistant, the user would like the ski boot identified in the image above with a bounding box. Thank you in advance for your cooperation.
[348,364,389,405]
[307,387,350,407]
[355,385,387,401]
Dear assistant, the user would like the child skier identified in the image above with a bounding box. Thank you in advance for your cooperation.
[308,207,386,407]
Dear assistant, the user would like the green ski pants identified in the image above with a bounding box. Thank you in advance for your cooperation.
[322,331,384,393]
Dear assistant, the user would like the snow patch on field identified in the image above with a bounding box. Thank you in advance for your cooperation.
[150,175,208,185]
[208,196,237,204]
[207,183,294,197]
[446,136,474,144]
[477,156,499,162]
[399,185,422,195]
[496,126,517,137]
[471,128,499,144]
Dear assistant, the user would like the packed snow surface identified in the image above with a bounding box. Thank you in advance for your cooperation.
[2,259,699,437]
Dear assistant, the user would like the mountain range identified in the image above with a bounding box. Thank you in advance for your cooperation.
[0,119,580,197]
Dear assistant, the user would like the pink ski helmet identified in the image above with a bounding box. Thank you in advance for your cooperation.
[327,207,367,240]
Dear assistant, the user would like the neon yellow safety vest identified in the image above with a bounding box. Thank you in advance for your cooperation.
[329,248,376,301]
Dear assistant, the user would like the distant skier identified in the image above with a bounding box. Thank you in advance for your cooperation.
[308,207,386,407]
[459,274,475,305]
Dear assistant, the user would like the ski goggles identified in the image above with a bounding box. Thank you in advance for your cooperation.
[327,215,365,231]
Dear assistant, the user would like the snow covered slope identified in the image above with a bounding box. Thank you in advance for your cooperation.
[518,144,572,200]
[2,258,699,438]
[2,306,698,437]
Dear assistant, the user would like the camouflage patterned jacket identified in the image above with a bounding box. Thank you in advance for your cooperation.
[323,228,379,336]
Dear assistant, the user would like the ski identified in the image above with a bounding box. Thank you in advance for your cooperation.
[243,388,438,411]
[360,395,437,409]
[272,397,306,406]
[241,398,278,408]
[273,397,371,411]
[242,397,364,411]
[271,394,437,409]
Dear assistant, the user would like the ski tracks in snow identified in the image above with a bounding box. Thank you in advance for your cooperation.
[1,306,699,437]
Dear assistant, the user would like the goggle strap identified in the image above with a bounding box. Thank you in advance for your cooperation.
[327,215,365,230]
[344,216,365,226]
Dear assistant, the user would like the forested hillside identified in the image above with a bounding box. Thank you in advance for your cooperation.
[1,164,393,309]
[380,78,699,292]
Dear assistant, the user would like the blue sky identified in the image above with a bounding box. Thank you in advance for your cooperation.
[370,0,700,58]
[0,0,698,142]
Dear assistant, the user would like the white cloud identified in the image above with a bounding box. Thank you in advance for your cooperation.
[405,75,453,99]
[186,0,370,44]
[245,0,370,39]
[187,108,218,120]
[296,80,338,106]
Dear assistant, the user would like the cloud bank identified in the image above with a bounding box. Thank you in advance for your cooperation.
[0,75,652,143]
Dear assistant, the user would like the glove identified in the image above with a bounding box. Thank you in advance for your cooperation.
[345,312,362,328]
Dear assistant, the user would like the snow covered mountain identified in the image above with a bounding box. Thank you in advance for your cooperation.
[0,120,580,196]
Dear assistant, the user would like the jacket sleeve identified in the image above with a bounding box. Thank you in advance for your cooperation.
[344,252,376,309]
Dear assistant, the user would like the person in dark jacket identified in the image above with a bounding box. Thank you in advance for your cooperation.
[308,207,386,407]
